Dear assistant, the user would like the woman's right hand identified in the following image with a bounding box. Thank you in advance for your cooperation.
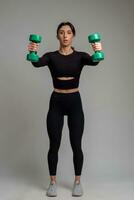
[27,42,39,51]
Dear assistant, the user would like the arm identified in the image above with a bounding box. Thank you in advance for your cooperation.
[31,52,50,68]
[82,52,100,66]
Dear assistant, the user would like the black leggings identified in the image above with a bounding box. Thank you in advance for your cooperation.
[46,90,85,176]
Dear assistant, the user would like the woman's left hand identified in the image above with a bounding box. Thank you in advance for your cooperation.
[91,42,102,51]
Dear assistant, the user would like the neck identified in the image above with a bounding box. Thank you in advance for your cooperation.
[59,46,74,55]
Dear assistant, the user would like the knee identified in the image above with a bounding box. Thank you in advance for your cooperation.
[49,142,61,153]
[72,144,83,155]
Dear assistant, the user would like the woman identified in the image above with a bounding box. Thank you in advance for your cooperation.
[28,21,102,197]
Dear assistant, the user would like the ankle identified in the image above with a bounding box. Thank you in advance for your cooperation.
[50,175,56,183]
[50,180,56,184]
[74,175,81,183]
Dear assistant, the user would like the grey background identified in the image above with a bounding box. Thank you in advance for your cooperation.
[0,0,134,186]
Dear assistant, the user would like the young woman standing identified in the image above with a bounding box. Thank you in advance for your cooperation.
[28,21,102,197]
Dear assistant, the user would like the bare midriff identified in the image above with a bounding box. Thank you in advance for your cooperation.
[54,87,79,93]
[54,77,79,93]
[54,76,79,93]
[57,77,75,80]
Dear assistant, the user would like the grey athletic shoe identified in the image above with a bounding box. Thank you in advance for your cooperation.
[46,181,57,197]
[72,180,83,197]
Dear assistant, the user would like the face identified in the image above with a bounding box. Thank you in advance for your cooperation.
[57,25,74,47]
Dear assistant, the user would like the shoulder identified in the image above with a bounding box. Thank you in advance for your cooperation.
[41,51,57,60]
[74,51,92,59]
[78,51,91,56]
[74,50,91,56]
[42,50,59,57]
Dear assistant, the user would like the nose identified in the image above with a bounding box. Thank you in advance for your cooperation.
[64,33,68,38]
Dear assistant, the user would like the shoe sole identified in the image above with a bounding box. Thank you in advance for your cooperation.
[46,194,57,197]
[72,194,83,197]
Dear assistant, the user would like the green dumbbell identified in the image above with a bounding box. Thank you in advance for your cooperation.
[26,34,42,62]
[88,33,104,62]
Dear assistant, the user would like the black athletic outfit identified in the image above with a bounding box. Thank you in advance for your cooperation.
[32,50,99,176]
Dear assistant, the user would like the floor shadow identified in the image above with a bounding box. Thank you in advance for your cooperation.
[58,181,72,190]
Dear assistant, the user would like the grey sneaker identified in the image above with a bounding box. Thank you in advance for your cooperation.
[46,181,57,197]
[72,180,83,197]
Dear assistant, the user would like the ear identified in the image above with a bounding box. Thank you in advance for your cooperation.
[56,35,59,40]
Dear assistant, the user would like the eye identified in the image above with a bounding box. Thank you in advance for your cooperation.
[59,31,64,34]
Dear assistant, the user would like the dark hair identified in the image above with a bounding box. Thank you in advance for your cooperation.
[57,21,76,36]
[56,21,76,50]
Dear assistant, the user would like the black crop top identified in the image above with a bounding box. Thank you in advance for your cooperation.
[31,50,100,89]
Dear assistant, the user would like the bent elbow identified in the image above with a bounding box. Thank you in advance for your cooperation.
[31,62,41,67]
[91,61,100,66]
